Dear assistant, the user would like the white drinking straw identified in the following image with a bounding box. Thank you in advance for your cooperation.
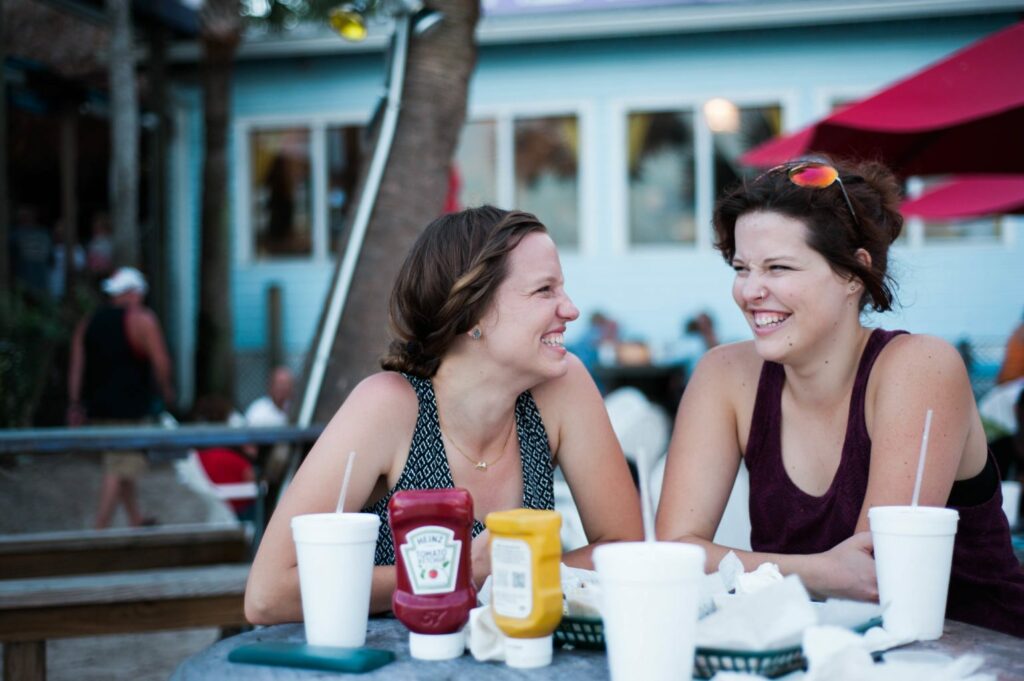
[635,447,657,542]
[335,450,357,514]
[910,409,934,507]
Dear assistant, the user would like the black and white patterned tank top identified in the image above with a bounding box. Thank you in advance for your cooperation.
[362,373,555,566]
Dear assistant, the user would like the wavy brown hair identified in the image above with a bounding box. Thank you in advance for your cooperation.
[380,206,548,377]
[713,158,904,312]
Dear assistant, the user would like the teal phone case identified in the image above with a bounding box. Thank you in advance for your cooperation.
[228,642,396,673]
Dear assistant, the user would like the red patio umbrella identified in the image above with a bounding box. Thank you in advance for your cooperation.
[900,175,1024,219]
[741,21,1024,175]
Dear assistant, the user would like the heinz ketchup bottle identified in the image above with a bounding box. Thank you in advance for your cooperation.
[389,488,477,660]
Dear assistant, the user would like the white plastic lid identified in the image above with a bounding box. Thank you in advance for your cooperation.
[868,506,959,536]
[409,629,466,660]
[290,512,380,544]
[504,634,553,668]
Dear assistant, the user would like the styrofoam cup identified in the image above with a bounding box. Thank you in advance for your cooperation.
[291,512,380,647]
[594,542,706,681]
[868,506,958,641]
[1001,481,1021,530]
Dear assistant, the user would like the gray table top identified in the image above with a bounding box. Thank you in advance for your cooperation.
[171,616,1024,680]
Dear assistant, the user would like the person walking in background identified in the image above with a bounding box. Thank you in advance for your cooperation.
[997,312,1024,385]
[68,267,175,529]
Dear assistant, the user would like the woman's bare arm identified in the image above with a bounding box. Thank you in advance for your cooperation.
[535,355,644,568]
[244,373,417,623]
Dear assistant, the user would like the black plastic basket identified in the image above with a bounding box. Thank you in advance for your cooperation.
[554,616,604,650]
[555,615,882,678]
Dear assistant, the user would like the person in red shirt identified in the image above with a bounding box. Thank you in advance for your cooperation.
[192,395,256,520]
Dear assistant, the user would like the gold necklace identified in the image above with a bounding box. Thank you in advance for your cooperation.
[438,414,517,472]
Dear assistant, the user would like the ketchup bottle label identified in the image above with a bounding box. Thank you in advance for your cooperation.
[491,537,533,618]
[399,525,463,595]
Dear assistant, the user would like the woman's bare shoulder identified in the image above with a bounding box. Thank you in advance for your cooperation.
[874,333,967,376]
[692,340,762,387]
[333,371,420,432]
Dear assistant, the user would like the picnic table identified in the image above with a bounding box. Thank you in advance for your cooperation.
[0,426,322,681]
[169,616,1024,680]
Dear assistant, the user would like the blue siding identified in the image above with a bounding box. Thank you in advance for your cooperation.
[170,13,1024,378]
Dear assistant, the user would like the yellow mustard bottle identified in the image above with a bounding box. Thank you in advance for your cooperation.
[485,509,563,668]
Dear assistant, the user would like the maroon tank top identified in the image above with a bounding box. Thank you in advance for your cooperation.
[746,328,1024,638]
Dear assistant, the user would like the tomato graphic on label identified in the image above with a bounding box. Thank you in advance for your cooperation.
[428,569,438,578]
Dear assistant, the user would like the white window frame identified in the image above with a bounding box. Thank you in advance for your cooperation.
[611,90,796,255]
[462,100,595,255]
[234,110,368,266]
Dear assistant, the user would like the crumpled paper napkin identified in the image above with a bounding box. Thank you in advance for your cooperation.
[697,574,818,650]
[466,605,506,661]
[800,626,994,681]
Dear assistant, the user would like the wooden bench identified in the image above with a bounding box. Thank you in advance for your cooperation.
[0,523,250,580]
[0,525,251,681]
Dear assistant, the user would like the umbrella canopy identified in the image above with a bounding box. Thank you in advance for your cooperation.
[741,21,1024,175]
[901,175,1024,219]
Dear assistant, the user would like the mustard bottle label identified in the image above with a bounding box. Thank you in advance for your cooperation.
[491,537,533,618]
[399,525,463,595]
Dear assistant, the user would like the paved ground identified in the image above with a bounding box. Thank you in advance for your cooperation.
[0,453,240,681]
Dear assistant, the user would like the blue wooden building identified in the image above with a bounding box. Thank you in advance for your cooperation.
[167,0,1024,404]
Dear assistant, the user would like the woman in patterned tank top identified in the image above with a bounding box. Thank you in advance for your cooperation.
[657,158,1024,637]
[247,206,642,623]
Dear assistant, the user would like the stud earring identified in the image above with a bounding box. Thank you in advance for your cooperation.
[470,328,482,340]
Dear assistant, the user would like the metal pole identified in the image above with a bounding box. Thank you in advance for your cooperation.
[297,15,411,428]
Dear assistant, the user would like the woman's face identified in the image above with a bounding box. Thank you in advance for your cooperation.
[731,210,860,364]
[477,231,580,380]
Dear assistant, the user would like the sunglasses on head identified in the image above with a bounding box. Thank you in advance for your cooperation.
[758,161,860,227]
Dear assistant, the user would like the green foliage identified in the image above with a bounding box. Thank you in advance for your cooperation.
[0,286,95,427]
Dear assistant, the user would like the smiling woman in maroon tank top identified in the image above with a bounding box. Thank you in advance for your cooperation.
[656,158,1024,638]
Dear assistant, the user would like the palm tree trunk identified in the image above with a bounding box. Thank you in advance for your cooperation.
[106,0,139,267]
[195,0,242,401]
[312,0,480,421]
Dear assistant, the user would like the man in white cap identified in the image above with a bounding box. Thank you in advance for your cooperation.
[68,267,176,528]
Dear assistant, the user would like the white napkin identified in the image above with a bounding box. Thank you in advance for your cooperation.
[697,575,818,650]
[560,564,602,617]
[802,625,995,681]
[466,605,506,661]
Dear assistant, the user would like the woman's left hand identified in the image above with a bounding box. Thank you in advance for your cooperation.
[812,531,878,602]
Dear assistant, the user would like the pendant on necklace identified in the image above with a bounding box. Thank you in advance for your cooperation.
[475,461,488,471]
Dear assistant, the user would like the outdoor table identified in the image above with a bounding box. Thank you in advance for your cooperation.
[170,615,1024,680]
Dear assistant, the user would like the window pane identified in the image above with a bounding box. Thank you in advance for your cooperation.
[454,119,498,210]
[712,105,782,200]
[326,124,368,256]
[916,177,1002,242]
[627,111,695,245]
[250,128,312,258]
[514,116,579,248]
